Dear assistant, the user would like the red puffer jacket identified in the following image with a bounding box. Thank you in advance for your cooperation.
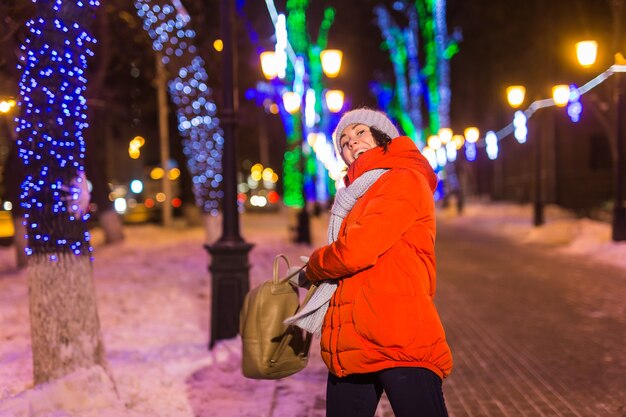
[305,136,453,379]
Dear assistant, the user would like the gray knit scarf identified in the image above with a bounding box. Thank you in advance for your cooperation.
[284,168,389,334]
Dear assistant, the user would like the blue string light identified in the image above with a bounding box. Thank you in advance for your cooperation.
[513,110,528,143]
[134,0,224,215]
[470,67,624,162]
[464,141,477,162]
[16,0,99,260]
[567,84,582,123]
[485,131,498,160]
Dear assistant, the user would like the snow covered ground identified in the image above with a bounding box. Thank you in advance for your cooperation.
[438,200,626,270]
[0,201,623,416]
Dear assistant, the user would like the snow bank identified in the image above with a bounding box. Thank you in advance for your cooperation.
[0,366,126,417]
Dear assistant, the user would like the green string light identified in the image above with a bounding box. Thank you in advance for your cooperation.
[282,1,338,206]
[282,114,304,207]
[416,0,441,134]
[286,0,309,54]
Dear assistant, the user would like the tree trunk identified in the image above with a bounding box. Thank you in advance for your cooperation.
[15,0,110,386]
[28,253,106,385]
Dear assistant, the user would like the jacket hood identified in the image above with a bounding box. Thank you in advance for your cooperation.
[344,136,438,193]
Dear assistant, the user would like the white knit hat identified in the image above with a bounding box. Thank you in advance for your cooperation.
[333,108,400,157]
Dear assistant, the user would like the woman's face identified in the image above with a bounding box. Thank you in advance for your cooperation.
[338,124,377,165]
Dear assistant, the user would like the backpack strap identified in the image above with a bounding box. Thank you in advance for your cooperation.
[269,283,317,367]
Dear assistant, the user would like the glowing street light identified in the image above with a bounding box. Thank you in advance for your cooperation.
[282,91,301,114]
[552,84,570,107]
[575,40,598,67]
[320,49,343,78]
[506,85,526,108]
[260,51,278,80]
[325,89,344,113]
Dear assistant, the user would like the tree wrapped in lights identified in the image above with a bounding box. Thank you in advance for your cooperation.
[251,0,339,210]
[15,0,107,383]
[373,0,459,145]
[134,0,224,217]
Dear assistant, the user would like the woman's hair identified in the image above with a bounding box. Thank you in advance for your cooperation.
[370,126,392,153]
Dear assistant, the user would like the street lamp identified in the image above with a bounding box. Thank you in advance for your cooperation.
[505,81,577,226]
[282,91,301,114]
[256,41,344,244]
[614,63,626,241]
[506,84,545,226]
[575,39,626,241]
[506,86,526,109]
[260,51,278,80]
[552,85,570,107]
[295,48,344,244]
[325,90,344,113]
[205,0,253,349]
[320,49,343,78]
[575,40,598,68]
[294,48,344,244]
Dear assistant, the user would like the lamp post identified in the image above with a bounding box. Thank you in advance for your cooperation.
[205,0,253,349]
[291,49,343,244]
[575,39,626,241]
[608,0,626,242]
[506,85,544,225]
[612,67,625,242]
[294,48,344,245]
[614,67,626,241]
[506,84,564,226]
[259,46,344,245]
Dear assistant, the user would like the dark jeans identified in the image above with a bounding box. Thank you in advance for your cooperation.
[326,367,449,417]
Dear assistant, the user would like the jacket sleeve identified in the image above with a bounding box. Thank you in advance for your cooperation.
[306,169,431,282]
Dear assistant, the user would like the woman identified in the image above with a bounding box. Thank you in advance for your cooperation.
[303,108,452,416]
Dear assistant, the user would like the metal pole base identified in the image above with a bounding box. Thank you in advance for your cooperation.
[533,202,544,226]
[612,205,626,241]
[295,208,311,245]
[205,240,254,349]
